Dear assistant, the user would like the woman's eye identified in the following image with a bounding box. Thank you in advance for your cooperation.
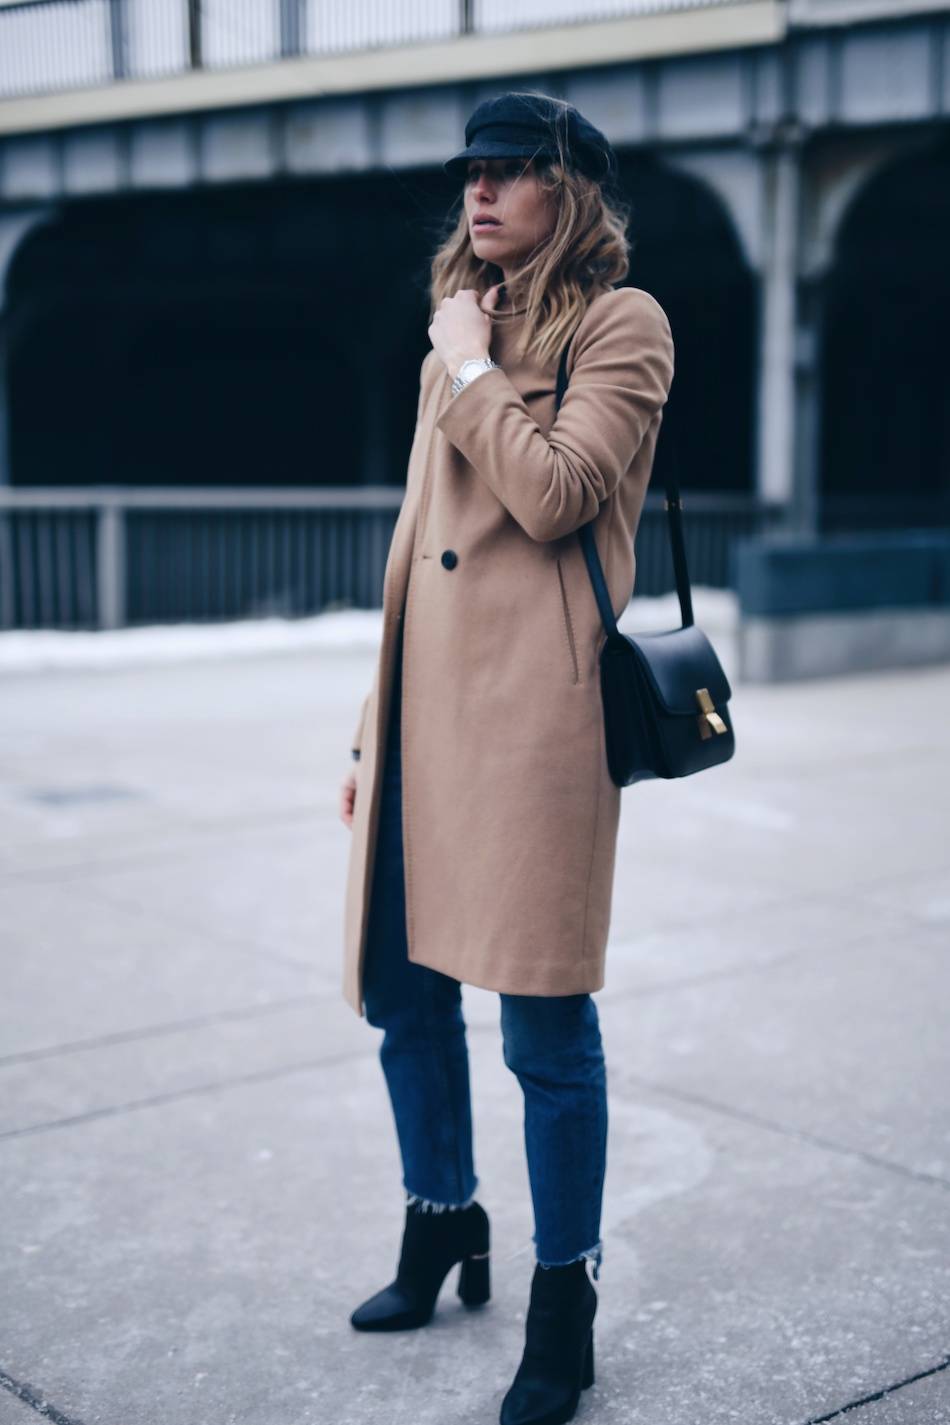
[467,163,522,181]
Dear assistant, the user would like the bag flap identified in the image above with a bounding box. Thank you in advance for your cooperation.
[609,624,732,715]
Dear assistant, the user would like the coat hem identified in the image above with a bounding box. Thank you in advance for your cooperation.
[405,941,606,998]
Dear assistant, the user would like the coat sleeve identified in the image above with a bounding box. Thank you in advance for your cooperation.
[433,286,674,543]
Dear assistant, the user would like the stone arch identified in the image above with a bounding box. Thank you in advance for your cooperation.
[818,133,950,523]
[617,149,756,496]
[0,206,59,485]
[3,172,443,488]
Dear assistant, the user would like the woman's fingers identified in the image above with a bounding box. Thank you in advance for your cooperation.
[340,770,357,830]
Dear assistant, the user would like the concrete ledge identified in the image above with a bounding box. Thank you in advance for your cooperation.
[733,531,950,617]
[732,531,950,681]
[738,606,950,682]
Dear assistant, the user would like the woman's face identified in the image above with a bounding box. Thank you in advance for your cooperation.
[464,156,557,278]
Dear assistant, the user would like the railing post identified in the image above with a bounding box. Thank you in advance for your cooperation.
[0,314,9,489]
[108,0,129,81]
[0,509,13,631]
[280,0,304,58]
[187,0,202,71]
[97,501,126,629]
[460,0,475,35]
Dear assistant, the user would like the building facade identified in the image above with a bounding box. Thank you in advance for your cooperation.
[0,0,946,626]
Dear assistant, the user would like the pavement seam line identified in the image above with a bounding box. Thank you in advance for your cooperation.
[0,1367,88,1425]
[0,911,916,1071]
[1,1015,944,1180]
[625,1073,950,1192]
[801,1349,950,1423]
[0,1049,373,1141]
[0,1021,500,1141]
[0,993,325,1067]
[46,876,320,975]
[603,910,945,1007]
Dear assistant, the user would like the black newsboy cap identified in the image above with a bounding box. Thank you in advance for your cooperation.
[443,93,618,188]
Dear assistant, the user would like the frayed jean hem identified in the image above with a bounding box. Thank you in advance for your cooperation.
[536,1239,603,1281]
[405,1181,479,1213]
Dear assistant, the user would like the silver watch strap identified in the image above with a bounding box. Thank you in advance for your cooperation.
[450,357,499,398]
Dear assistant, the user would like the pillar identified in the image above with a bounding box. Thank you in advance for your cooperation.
[755,136,801,519]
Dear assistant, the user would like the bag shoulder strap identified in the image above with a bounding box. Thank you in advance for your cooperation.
[555,333,693,631]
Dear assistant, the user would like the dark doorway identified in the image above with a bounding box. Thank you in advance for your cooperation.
[6,170,452,487]
[6,152,753,495]
[821,136,950,526]
[616,152,757,495]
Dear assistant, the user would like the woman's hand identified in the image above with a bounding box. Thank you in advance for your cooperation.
[340,767,358,830]
[428,284,503,378]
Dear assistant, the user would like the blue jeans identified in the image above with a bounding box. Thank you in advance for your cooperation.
[361,627,607,1278]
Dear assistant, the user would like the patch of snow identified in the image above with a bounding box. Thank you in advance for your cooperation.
[0,588,737,674]
[620,585,739,635]
[0,610,385,673]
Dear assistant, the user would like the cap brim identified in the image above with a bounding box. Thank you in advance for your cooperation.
[443,141,549,178]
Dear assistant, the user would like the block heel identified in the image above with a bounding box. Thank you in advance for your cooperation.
[457,1248,491,1306]
[581,1329,594,1389]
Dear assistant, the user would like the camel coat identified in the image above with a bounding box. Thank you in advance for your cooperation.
[341,284,674,1017]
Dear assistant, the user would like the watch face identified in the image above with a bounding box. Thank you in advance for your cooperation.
[459,360,486,378]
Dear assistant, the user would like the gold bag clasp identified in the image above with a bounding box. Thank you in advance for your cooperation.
[695,687,727,739]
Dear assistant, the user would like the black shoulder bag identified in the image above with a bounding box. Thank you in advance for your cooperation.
[555,340,735,787]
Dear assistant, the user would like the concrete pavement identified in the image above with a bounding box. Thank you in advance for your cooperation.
[1,633,948,1424]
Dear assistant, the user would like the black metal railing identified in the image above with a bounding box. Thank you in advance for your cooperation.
[0,0,750,101]
[0,485,783,630]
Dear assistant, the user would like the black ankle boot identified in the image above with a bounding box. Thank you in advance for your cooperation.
[349,1198,491,1331]
[499,1259,597,1425]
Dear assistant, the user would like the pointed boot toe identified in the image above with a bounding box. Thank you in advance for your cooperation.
[350,1198,491,1333]
[350,1280,423,1332]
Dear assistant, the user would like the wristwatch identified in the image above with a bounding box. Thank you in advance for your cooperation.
[451,356,499,398]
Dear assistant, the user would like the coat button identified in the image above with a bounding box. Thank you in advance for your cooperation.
[441,549,458,569]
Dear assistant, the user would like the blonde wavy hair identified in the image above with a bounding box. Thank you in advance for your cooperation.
[429,92,633,369]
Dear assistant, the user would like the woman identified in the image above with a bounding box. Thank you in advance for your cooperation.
[338,92,674,1425]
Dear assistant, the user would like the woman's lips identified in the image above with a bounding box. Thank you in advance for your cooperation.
[473,219,502,231]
